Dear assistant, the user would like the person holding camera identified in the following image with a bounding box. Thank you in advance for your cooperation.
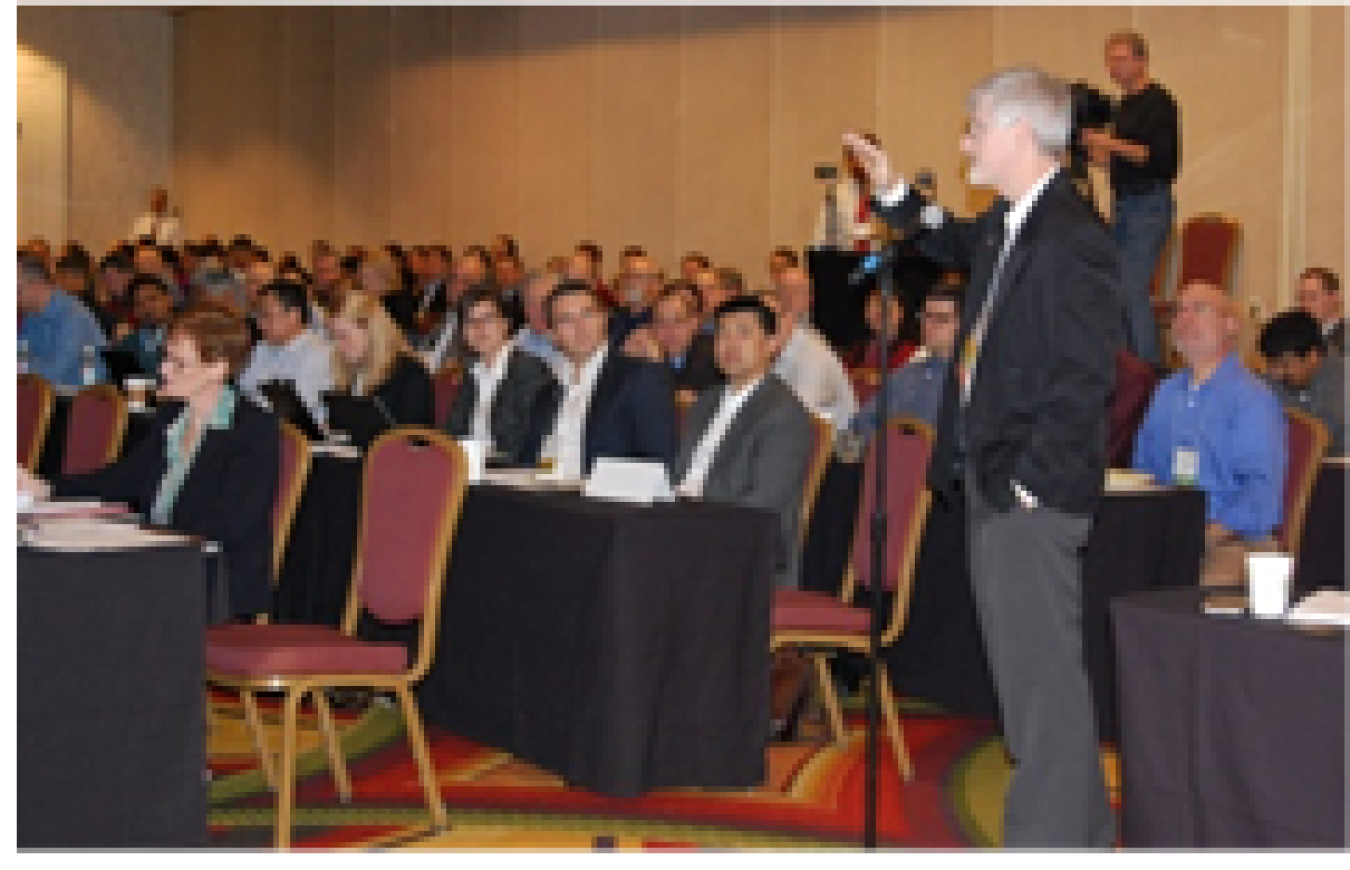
[1081,30,1180,369]
[812,134,884,253]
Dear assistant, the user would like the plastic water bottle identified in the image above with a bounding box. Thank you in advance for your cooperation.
[81,345,98,386]
[18,339,30,376]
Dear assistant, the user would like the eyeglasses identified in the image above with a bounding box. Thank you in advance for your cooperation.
[553,307,599,327]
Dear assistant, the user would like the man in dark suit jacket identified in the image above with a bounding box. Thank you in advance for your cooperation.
[539,280,679,477]
[623,285,724,401]
[672,296,814,588]
[848,66,1123,848]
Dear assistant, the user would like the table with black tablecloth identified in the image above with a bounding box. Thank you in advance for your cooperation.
[801,460,1207,738]
[275,460,780,798]
[1112,587,1346,848]
[1294,458,1346,595]
[18,544,210,848]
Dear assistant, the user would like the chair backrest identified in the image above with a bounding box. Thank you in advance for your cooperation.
[18,374,55,471]
[1277,408,1329,554]
[61,385,129,476]
[271,420,313,581]
[343,428,469,681]
[797,413,836,546]
[845,416,934,645]
[432,367,461,428]
[1176,213,1241,297]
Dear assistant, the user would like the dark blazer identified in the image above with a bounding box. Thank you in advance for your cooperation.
[366,352,436,427]
[874,171,1123,516]
[443,346,559,465]
[53,393,280,618]
[541,348,680,475]
[672,375,814,587]
[667,331,724,394]
[114,325,166,376]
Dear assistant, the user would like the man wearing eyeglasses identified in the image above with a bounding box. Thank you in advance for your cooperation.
[846,283,963,442]
[538,280,679,479]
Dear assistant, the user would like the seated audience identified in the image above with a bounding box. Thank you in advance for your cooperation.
[54,254,113,339]
[1295,266,1344,355]
[680,251,712,284]
[608,254,660,347]
[327,293,435,432]
[848,284,960,441]
[767,267,858,427]
[623,284,723,402]
[847,285,917,371]
[538,280,679,478]
[113,275,175,375]
[18,250,107,388]
[768,246,799,283]
[1132,280,1285,587]
[19,302,278,619]
[1258,310,1346,456]
[443,288,559,465]
[493,253,529,312]
[237,279,336,426]
[672,295,814,589]
[514,272,567,381]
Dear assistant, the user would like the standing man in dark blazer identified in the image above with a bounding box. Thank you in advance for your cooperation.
[539,280,679,478]
[672,296,814,589]
[846,65,1123,848]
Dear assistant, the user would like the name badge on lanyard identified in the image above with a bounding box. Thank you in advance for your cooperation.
[1173,448,1199,487]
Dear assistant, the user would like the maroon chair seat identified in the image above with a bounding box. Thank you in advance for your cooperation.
[772,588,870,633]
[206,624,407,677]
[62,385,128,476]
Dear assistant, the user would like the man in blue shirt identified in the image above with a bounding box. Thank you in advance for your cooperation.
[18,251,107,389]
[848,284,962,441]
[1132,279,1285,586]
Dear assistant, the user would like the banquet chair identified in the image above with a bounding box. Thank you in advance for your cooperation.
[254,420,313,626]
[797,413,836,546]
[206,428,469,849]
[432,366,462,428]
[1276,408,1329,555]
[770,416,934,781]
[1175,213,1242,297]
[18,373,55,472]
[61,384,128,476]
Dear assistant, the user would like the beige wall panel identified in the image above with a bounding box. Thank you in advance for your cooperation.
[227,7,285,248]
[173,8,242,245]
[332,7,394,247]
[446,6,520,251]
[771,7,878,269]
[515,7,602,264]
[879,7,994,218]
[592,6,683,276]
[678,6,775,280]
[273,7,337,256]
[1140,5,1287,307]
[19,7,171,251]
[389,7,453,246]
[1304,5,1346,283]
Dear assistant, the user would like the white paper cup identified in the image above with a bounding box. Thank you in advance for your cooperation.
[124,376,155,409]
[1246,552,1294,618]
[457,439,487,483]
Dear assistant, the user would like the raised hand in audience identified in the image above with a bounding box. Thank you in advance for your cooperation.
[843,131,894,192]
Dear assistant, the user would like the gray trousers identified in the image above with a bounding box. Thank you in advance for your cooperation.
[965,474,1115,848]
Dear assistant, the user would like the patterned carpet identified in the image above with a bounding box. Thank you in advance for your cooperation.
[207,690,1120,850]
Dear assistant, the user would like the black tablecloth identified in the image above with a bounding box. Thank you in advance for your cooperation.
[276,459,780,797]
[801,461,1207,738]
[1294,460,1346,594]
[18,545,209,848]
[1112,588,1347,848]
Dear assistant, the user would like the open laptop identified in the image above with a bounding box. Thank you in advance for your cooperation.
[100,347,150,384]
[258,380,326,442]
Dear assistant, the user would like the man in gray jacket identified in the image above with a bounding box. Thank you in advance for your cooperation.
[1259,310,1346,456]
[671,295,815,589]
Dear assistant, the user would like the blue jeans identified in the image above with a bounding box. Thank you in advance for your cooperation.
[1112,188,1174,367]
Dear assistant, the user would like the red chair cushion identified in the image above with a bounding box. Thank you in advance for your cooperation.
[206,624,408,677]
[772,588,870,634]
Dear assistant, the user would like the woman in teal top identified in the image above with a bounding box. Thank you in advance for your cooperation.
[21,302,280,618]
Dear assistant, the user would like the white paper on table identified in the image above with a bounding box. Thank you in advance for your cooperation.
[22,519,192,551]
[19,498,132,518]
[1285,589,1350,627]
[583,459,673,505]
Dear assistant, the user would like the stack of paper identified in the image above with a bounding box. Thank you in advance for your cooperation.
[22,519,191,552]
[19,499,133,521]
[1285,590,1350,627]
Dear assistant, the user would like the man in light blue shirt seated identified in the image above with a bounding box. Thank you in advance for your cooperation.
[848,284,962,441]
[237,278,336,426]
[1131,279,1285,587]
[18,250,107,389]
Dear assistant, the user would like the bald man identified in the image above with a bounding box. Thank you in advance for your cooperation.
[1132,279,1285,586]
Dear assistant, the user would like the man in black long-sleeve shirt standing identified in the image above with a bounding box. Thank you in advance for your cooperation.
[1083,31,1180,368]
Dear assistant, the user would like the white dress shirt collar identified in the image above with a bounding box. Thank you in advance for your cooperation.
[1004,166,1060,244]
[678,375,765,497]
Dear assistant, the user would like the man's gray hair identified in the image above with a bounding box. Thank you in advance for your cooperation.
[967,66,1072,158]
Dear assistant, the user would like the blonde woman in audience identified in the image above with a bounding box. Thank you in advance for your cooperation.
[328,293,435,430]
